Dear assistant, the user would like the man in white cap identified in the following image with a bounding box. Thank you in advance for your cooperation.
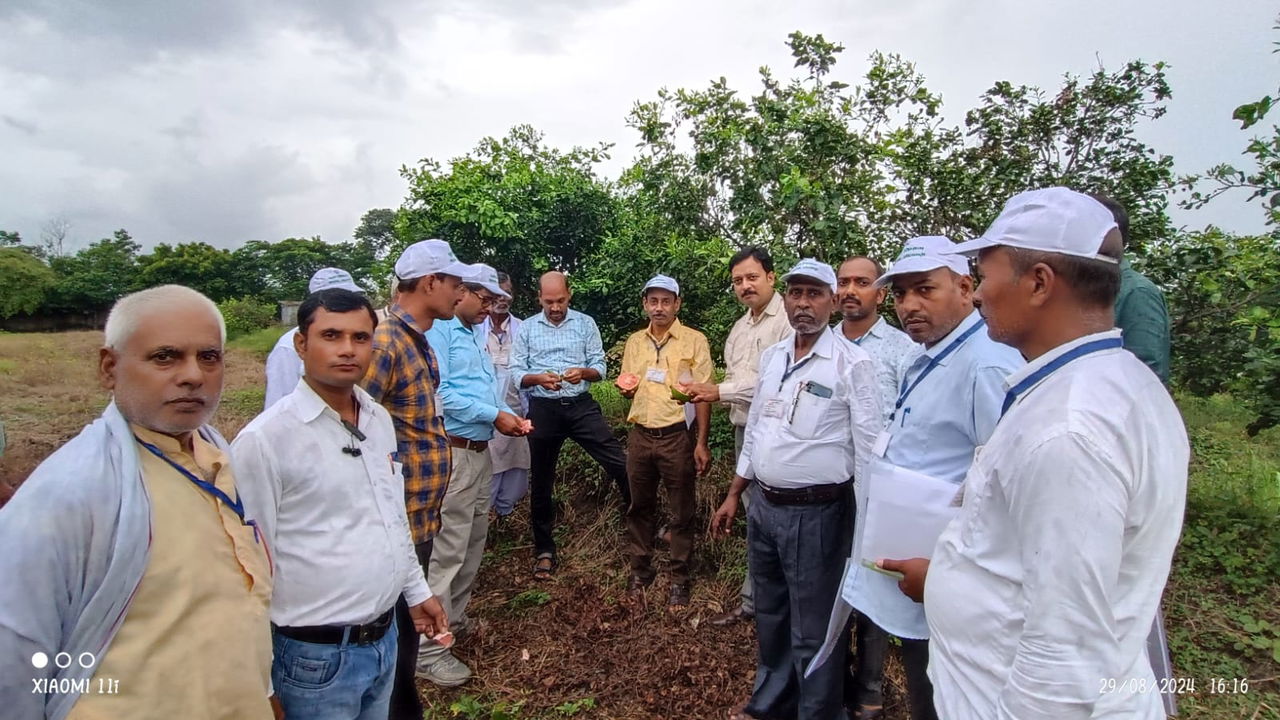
[616,274,712,609]
[827,236,1022,720]
[418,264,531,686]
[710,259,882,720]
[264,267,365,409]
[885,187,1189,719]
[478,271,531,521]
[360,238,471,720]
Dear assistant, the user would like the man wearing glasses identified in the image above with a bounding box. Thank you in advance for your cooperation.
[419,264,531,687]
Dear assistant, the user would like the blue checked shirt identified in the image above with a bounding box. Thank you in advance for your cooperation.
[425,317,502,442]
[510,309,608,399]
[361,304,451,543]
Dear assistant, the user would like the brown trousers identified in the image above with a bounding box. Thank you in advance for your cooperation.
[625,424,696,584]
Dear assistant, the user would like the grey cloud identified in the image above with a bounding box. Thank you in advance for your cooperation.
[2,115,38,135]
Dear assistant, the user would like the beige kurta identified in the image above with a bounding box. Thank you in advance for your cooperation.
[66,425,273,720]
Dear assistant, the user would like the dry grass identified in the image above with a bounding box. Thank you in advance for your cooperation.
[0,330,268,485]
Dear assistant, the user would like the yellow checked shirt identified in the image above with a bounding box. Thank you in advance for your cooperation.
[620,319,713,429]
[67,426,273,720]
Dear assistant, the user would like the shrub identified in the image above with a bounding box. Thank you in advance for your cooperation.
[218,297,277,339]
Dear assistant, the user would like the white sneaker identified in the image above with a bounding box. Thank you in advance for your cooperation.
[416,650,472,687]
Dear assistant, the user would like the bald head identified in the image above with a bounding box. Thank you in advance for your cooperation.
[538,271,572,324]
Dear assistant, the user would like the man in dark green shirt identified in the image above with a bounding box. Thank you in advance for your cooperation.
[1093,194,1172,384]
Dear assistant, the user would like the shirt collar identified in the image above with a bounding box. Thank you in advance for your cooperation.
[289,377,376,426]
[389,303,429,337]
[923,309,983,365]
[791,326,837,362]
[1002,328,1123,392]
[537,309,574,327]
[647,318,685,342]
[490,314,510,333]
[747,292,784,325]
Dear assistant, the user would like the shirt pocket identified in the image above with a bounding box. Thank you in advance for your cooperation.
[957,454,995,547]
[788,389,832,439]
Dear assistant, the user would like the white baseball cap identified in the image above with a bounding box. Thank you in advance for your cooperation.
[462,263,511,299]
[949,187,1120,263]
[875,236,970,288]
[308,267,363,294]
[780,258,837,293]
[642,274,680,296]
[394,239,472,280]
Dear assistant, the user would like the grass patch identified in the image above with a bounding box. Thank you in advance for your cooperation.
[228,325,288,358]
[0,359,15,375]
[1166,393,1280,717]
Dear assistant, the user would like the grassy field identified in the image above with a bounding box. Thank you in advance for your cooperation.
[0,329,1277,718]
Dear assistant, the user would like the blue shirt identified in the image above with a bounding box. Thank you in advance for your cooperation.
[844,316,923,426]
[510,309,608,399]
[844,309,1024,640]
[425,317,502,441]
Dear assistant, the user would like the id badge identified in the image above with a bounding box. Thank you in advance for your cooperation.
[645,367,667,384]
[762,397,785,418]
[872,430,891,458]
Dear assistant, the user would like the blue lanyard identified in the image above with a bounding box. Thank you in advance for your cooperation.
[779,352,817,390]
[892,318,986,417]
[1000,337,1123,417]
[135,436,260,543]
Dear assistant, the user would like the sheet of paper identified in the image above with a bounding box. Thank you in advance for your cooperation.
[859,462,959,564]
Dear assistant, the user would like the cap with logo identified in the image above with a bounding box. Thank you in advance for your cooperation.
[308,267,363,294]
[642,274,680,296]
[948,187,1119,263]
[780,258,838,293]
[462,263,511,299]
[874,236,970,288]
[394,239,472,280]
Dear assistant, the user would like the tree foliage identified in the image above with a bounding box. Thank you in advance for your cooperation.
[0,248,57,318]
[397,125,619,316]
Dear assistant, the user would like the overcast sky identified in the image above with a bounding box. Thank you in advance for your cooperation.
[1,0,1275,253]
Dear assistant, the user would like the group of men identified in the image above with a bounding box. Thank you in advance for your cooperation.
[0,186,1187,720]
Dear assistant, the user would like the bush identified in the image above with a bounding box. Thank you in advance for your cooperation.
[218,297,277,339]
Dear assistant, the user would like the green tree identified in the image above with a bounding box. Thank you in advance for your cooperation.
[232,237,375,301]
[0,230,20,246]
[0,248,56,318]
[397,125,619,315]
[136,242,243,301]
[44,229,141,313]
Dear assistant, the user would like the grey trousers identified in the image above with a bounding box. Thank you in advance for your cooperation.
[745,486,853,720]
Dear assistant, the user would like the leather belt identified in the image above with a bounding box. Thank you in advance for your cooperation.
[635,422,687,438]
[756,479,852,506]
[273,607,394,646]
[530,393,591,406]
[448,435,488,452]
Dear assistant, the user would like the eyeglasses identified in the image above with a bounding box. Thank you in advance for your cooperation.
[467,287,500,308]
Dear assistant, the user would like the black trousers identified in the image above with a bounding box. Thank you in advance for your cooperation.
[389,539,433,720]
[527,394,630,557]
[846,613,937,719]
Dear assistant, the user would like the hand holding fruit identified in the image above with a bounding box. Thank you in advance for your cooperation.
[683,382,720,404]
[615,372,640,398]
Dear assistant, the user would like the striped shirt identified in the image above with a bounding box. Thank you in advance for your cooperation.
[510,309,608,399]
[361,304,451,543]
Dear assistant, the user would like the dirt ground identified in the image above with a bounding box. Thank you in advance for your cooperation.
[0,330,915,719]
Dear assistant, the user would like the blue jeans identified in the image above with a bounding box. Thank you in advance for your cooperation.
[272,624,398,720]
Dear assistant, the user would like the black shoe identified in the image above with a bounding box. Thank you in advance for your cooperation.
[667,582,690,609]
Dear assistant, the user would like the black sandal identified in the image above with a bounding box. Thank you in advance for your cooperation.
[532,553,557,581]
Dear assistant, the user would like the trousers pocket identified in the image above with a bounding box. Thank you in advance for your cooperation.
[281,645,343,689]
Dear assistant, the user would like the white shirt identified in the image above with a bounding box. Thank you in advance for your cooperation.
[263,328,302,410]
[736,327,882,489]
[842,316,922,425]
[232,380,432,627]
[925,330,1189,719]
[719,293,793,427]
[842,310,1023,639]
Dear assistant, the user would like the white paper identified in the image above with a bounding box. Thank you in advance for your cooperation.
[859,463,959,565]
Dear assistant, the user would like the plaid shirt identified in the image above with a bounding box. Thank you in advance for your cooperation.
[362,304,451,543]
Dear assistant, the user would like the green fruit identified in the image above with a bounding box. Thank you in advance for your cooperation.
[670,387,691,402]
